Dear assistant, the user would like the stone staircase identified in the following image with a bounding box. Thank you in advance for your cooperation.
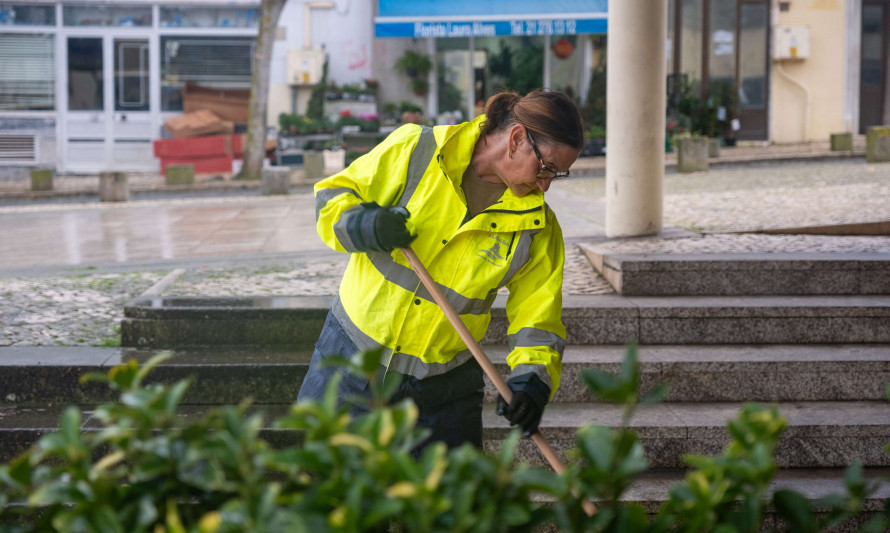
[2,247,890,512]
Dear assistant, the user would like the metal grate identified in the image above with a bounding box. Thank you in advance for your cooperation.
[0,134,37,161]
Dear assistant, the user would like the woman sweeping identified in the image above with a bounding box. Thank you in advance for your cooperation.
[298,89,584,450]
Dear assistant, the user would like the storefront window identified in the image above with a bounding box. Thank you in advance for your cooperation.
[680,0,703,91]
[63,5,151,27]
[667,0,675,74]
[437,38,470,118]
[0,4,55,26]
[709,0,737,88]
[160,36,254,111]
[0,33,54,110]
[738,3,766,108]
[160,6,259,29]
[550,35,584,98]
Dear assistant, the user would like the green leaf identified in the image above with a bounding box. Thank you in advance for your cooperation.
[133,351,173,387]
[619,342,640,386]
[773,490,817,532]
[581,369,631,404]
[90,505,125,533]
[3,454,33,487]
[512,468,564,494]
[640,383,670,407]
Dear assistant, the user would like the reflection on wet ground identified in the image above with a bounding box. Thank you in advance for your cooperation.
[0,194,325,271]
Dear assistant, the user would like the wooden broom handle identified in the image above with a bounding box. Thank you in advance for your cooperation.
[401,247,596,516]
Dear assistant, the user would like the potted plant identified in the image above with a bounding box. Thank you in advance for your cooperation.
[394,49,432,80]
[399,100,424,124]
[582,124,606,157]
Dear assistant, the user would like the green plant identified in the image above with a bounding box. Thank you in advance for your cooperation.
[2,348,887,532]
[582,64,607,134]
[381,102,398,120]
[394,49,432,79]
[398,100,422,114]
[306,59,329,121]
[588,125,607,140]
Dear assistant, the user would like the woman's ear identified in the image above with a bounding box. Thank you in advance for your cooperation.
[507,123,526,158]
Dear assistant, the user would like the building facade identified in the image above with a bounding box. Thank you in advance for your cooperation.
[0,1,266,175]
[0,1,882,175]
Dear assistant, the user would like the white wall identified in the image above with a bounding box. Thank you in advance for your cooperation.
[770,0,848,143]
[268,0,375,121]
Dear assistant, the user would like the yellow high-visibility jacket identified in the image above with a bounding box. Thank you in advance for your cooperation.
[314,115,565,395]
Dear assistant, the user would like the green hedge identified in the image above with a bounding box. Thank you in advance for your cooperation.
[1,347,887,532]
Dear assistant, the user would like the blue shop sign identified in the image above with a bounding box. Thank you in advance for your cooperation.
[375,0,608,38]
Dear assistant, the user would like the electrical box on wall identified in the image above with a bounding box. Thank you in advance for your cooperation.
[774,25,810,60]
[287,50,324,85]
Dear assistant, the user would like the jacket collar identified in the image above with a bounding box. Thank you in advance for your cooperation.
[434,116,545,214]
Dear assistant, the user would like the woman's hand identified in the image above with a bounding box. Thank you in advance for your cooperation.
[496,373,550,437]
[349,202,416,252]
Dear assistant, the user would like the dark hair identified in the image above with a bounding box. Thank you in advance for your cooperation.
[481,89,584,150]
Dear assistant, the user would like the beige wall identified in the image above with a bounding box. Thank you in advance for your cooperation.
[771,0,848,143]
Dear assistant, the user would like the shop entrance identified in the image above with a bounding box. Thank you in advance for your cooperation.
[63,34,156,172]
[861,0,889,133]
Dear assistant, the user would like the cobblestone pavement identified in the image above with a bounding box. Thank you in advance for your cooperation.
[0,244,610,346]
[557,159,890,233]
[1,157,887,347]
[0,271,164,347]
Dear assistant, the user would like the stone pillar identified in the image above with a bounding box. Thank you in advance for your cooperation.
[605,0,667,238]
[262,166,291,195]
[30,168,53,191]
[99,172,129,202]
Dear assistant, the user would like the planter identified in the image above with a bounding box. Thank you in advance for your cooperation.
[581,139,606,157]
[165,164,195,185]
[676,137,709,173]
[830,132,853,151]
[303,151,326,181]
[867,126,890,163]
[323,149,346,173]
[30,168,53,191]
[708,138,720,158]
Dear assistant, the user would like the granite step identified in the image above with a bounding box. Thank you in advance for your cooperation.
[3,344,889,406]
[622,468,890,515]
[578,246,890,297]
[122,294,890,347]
[1,401,888,469]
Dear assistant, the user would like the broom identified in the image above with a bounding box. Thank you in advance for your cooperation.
[402,247,597,516]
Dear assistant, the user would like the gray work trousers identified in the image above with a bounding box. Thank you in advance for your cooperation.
[297,310,485,450]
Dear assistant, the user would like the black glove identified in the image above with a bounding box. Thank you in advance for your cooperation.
[349,202,416,252]
[496,373,550,437]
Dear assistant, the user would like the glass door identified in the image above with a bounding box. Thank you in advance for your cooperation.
[64,34,155,171]
[736,1,768,140]
[111,37,155,170]
[860,3,885,133]
[65,36,106,170]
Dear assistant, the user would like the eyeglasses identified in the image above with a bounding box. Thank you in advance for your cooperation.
[526,131,570,180]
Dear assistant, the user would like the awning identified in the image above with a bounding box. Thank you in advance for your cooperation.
[375,0,608,38]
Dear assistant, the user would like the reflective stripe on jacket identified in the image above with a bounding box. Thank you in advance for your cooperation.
[314,115,566,395]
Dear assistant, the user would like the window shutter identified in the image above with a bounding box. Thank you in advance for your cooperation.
[0,34,54,110]
[162,37,254,84]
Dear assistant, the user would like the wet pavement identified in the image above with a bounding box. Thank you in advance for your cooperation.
[1,147,888,347]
